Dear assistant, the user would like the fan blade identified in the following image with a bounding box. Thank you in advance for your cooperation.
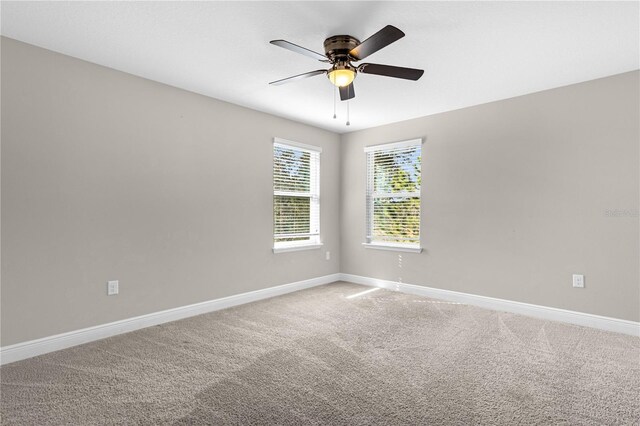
[358,63,424,81]
[349,25,405,60]
[269,70,326,86]
[270,40,328,61]
[339,83,355,101]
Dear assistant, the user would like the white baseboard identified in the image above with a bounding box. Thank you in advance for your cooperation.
[3,272,637,365]
[339,273,640,337]
[0,273,341,366]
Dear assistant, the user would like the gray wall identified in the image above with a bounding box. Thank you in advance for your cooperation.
[341,71,640,322]
[2,38,638,347]
[1,37,340,346]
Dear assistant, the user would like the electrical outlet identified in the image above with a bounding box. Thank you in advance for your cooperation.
[107,280,119,295]
[325,251,331,261]
[572,274,584,288]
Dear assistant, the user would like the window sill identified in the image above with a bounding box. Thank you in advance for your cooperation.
[273,243,323,254]
[362,243,423,253]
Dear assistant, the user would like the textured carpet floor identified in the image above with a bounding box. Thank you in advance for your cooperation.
[1,282,639,425]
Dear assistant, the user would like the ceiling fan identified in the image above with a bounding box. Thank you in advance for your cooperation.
[269,25,424,101]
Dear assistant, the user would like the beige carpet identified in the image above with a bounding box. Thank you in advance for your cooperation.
[1,282,639,425]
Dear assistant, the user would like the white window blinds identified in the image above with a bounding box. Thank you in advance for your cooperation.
[273,139,321,249]
[365,139,421,248]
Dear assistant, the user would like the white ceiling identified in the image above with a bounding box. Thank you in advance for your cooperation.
[2,1,638,133]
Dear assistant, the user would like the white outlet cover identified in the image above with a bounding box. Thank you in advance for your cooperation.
[107,280,119,295]
[572,274,584,288]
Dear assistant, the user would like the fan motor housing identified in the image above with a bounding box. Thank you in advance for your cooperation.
[323,35,360,61]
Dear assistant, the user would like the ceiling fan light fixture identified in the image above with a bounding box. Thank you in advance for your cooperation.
[270,25,423,102]
[328,66,356,87]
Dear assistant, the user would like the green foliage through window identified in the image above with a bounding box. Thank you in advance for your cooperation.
[366,141,421,246]
[273,141,320,247]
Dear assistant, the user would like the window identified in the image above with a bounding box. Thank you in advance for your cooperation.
[365,139,422,252]
[273,138,321,253]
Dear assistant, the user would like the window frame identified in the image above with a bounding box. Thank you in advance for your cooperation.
[363,138,423,253]
[272,137,322,254]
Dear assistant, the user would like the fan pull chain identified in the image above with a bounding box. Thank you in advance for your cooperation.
[346,100,350,126]
[346,90,351,126]
[333,86,337,119]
